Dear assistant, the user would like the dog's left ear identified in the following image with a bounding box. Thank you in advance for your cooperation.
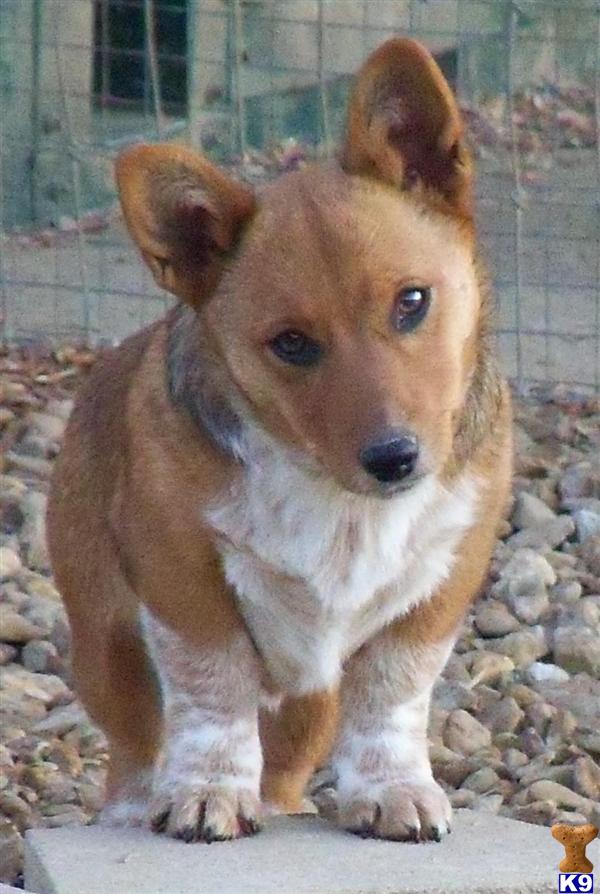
[341,38,472,216]
[116,143,256,307]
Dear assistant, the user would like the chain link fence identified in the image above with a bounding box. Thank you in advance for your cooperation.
[1,0,599,392]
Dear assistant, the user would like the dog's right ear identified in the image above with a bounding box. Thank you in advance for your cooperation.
[341,39,472,217]
[116,143,256,307]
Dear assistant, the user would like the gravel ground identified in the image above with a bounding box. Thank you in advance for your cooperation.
[1,345,600,886]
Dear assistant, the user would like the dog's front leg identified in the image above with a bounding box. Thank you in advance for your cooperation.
[331,623,454,843]
[142,608,263,842]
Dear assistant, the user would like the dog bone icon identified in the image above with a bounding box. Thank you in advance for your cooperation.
[551,823,598,874]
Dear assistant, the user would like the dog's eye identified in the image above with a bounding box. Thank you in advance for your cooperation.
[392,287,431,332]
[269,330,323,367]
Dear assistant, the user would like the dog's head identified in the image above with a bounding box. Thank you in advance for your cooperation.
[117,39,490,496]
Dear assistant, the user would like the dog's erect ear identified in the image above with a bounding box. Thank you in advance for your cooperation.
[341,39,472,216]
[116,144,256,305]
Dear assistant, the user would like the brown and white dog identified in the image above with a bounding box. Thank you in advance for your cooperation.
[47,39,512,845]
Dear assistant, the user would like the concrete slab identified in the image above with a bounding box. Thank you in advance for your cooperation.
[25,811,566,894]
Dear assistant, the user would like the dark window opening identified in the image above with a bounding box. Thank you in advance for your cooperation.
[92,0,188,114]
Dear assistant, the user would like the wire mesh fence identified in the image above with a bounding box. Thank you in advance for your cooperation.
[1,0,599,393]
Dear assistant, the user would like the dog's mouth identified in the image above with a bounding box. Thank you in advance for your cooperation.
[376,472,427,496]
[356,471,428,500]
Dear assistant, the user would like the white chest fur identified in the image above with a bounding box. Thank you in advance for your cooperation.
[206,434,480,695]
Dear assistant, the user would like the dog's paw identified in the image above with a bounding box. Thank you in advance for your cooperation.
[338,778,452,843]
[149,784,261,842]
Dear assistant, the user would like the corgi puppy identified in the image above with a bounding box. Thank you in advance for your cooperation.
[47,38,512,844]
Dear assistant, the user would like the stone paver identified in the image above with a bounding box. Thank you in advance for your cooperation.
[24,810,572,894]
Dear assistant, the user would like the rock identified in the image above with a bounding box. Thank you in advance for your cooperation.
[77,782,104,812]
[506,516,575,551]
[24,575,62,603]
[433,680,477,712]
[511,800,557,825]
[33,702,88,737]
[46,742,83,776]
[22,596,62,636]
[507,684,542,708]
[496,550,556,597]
[19,433,53,460]
[48,615,71,657]
[564,497,600,516]
[0,475,27,502]
[29,411,66,442]
[547,551,578,571]
[553,626,600,676]
[503,748,529,773]
[462,767,500,794]
[480,696,524,734]
[19,490,50,572]
[516,758,572,788]
[525,661,570,684]
[430,746,473,788]
[525,701,556,736]
[2,665,71,707]
[554,810,591,826]
[519,727,547,758]
[469,652,515,685]
[535,675,600,727]
[471,793,504,814]
[6,452,52,478]
[442,653,471,683]
[510,589,550,625]
[473,601,520,637]
[0,607,45,643]
[0,643,18,665]
[42,805,89,828]
[449,788,477,808]
[561,597,600,628]
[572,755,600,800]
[574,509,600,542]
[0,818,23,884]
[512,492,557,529]
[45,398,74,420]
[502,549,556,595]
[21,639,60,674]
[1,583,28,609]
[428,706,449,744]
[0,546,22,579]
[526,780,592,812]
[560,460,600,502]
[443,710,492,756]
[546,709,577,746]
[0,406,16,427]
[473,685,502,713]
[0,790,34,833]
[549,581,582,603]
[580,535,600,576]
[487,627,549,668]
[577,729,600,755]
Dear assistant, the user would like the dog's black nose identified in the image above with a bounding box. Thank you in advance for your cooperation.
[360,435,419,484]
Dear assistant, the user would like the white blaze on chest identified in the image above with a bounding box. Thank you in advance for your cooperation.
[205,435,480,694]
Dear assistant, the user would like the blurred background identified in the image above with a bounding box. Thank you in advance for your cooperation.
[1,0,599,393]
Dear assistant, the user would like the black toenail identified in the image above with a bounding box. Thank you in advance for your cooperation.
[151,810,170,834]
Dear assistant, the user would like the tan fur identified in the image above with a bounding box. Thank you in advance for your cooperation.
[47,39,512,843]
